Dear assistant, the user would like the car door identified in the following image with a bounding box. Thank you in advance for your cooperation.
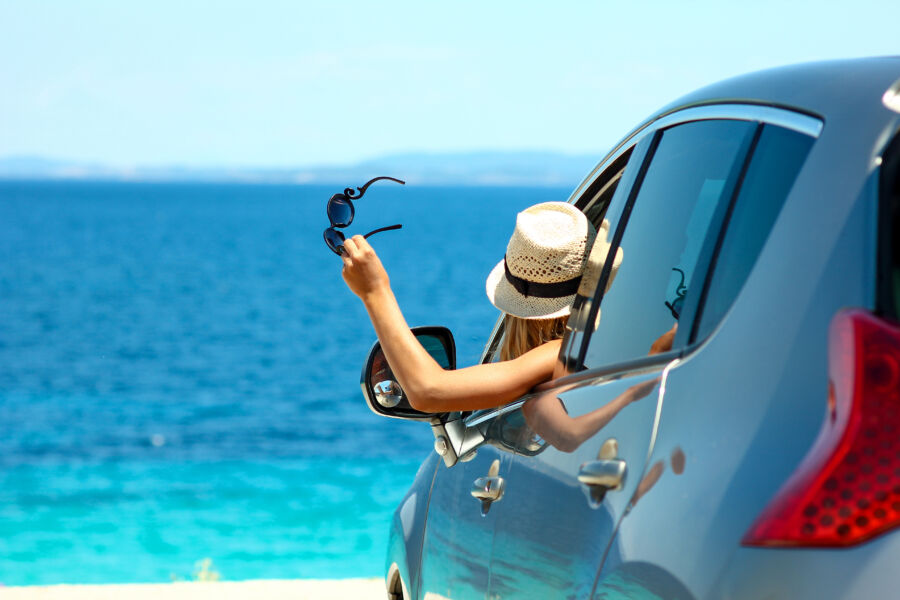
[486,114,773,599]
[589,114,823,599]
[412,140,645,600]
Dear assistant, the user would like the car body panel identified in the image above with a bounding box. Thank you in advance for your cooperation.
[388,452,441,599]
[417,446,513,600]
[487,370,667,599]
[709,536,900,599]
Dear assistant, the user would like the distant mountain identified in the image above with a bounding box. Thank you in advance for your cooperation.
[0,151,604,187]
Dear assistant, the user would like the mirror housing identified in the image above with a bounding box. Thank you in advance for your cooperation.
[360,326,456,421]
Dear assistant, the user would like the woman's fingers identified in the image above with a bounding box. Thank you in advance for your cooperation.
[341,236,371,265]
[649,323,678,355]
[340,233,388,299]
[342,237,358,256]
[352,234,373,255]
[340,238,355,268]
[341,238,356,274]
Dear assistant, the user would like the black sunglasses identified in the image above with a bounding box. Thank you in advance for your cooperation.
[665,267,687,320]
[323,176,405,255]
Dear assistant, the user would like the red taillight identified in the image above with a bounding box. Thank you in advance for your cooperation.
[743,309,900,547]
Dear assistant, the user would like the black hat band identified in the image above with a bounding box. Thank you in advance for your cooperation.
[504,256,582,298]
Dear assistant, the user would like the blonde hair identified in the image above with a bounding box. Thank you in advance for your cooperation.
[499,313,569,362]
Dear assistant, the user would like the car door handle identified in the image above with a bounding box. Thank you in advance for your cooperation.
[578,459,626,491]
[471,476,506,502]
[471,476,505,516]
[471,459,505,516]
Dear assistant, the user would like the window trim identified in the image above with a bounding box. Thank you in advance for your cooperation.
[649,104,822,138]
[536,347,682,396]
[465,398,526,428]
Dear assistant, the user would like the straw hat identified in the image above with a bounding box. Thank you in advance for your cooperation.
[486,202,597,319]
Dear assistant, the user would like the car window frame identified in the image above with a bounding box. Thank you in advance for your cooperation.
[571,104,823,373]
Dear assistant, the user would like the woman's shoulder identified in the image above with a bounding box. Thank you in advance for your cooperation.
[517,338,563,362]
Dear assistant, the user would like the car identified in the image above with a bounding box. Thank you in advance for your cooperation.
[361,57,900,599]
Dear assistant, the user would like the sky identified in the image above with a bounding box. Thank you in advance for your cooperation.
[1,0,898,168]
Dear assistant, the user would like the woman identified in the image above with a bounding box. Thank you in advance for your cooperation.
[340,201,595,413]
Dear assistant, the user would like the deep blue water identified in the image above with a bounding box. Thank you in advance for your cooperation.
[0,180,569,585]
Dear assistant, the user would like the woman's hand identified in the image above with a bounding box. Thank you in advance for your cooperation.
[341,235,390,300]
[649,323,678,355]
[624,377,660,404]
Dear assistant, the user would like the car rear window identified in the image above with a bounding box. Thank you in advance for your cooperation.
[693,125,815,341]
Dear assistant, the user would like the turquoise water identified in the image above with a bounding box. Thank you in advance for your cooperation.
[0,457,426,584]
[0,180,569,584]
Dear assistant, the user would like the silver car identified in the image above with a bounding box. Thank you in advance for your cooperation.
[362,57,900,599]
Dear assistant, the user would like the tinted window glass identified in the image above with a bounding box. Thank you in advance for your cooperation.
[694,126,815,340]
[583,120,755,368]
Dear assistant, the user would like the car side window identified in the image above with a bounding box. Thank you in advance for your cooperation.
[692,125,815,341]
[582,119,756,369]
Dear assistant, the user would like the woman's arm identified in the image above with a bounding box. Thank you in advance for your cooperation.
[341,235,558,413]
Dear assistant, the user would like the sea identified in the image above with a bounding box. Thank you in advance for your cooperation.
[0,180,570,585]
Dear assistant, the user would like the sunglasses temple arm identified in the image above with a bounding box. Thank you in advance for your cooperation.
[346,176,406,199]
[362,224,403,239]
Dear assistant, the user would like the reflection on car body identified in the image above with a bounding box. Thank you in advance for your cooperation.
[521,375,657,454]
[362,58,900,599]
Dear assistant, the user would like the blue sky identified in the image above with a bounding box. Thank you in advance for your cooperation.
[1,0,898,168]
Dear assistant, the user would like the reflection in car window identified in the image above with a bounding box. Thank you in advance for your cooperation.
[573,151,632,299]
[694,125,815,341]
[561,144,657,373]
[582,156,628,230]
[663,177,723,319]
[583,120,755,368]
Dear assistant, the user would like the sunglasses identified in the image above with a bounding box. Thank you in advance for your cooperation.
[664,267,687,320]
[323,176,405,255]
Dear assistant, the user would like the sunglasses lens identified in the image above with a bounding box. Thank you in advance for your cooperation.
[323,228,346,254]
[327,195,353,227]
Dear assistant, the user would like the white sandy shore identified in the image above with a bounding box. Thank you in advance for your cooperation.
[0,578,385,599]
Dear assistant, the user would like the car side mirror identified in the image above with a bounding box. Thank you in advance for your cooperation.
[360,326,456,421]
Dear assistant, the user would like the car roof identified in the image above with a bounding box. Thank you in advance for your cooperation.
[657,56,900,124]
[573,57,900,211]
